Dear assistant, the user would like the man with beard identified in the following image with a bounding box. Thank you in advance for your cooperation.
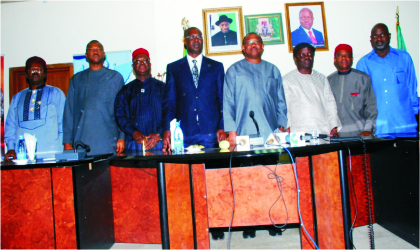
[115,48,164,153]
[283,43,341,136]
[211,15,238,46]
[357,23,418,138]
[63,40,125,155]
[163,27,227,151]
[328,44,377,137]
[5,56,66,161]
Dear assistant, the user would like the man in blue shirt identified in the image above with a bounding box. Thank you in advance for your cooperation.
[115,48,164,154]
[163,27,227,150]
[356,23,418,138]
[5,56,66,161]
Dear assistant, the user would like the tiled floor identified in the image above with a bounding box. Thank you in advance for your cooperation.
[111,223,418,249]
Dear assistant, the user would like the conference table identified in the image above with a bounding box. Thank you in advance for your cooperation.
[1,138,418,249]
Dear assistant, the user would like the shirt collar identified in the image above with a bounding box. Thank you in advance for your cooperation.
[29,83,46,90]
[337,69,352,75]
[368,46,398,60]
[186,53,203,69]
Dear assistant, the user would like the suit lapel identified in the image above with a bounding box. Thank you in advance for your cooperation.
[180,57,195,87]
[198,56,211,89]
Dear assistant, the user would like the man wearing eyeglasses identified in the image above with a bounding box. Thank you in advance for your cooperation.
[63,40,125,156]
[224,33,287,149]
[114,48,164,154]
[162,27,227,151]
[357,23,418,138]
[5,56,66,161]
[291,8,325,47]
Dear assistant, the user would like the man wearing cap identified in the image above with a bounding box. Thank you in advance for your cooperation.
[211,15,238,47]
[328,44,377,137]
[224,33,288,147]
[291,8,325,47]
[357,23,418,138]
[283,43,341,136]
[115,48,164,154]
[162,27,226,151]
[63,40,125,155]
[5,56,66,161]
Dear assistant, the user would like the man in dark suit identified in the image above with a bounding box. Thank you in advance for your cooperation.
[211,15,238,46]
[162,27,227,151]
[291,8,325,47]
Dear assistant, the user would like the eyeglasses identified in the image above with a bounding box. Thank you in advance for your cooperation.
[185,35,203,40]
[371,33,388,39]
[133,59,150,64]
[246,40,261,44]
[299,17,313,21]
[29,68,44,74]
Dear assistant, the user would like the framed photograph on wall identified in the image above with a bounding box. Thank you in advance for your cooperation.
[285,2,329,52]
[202,6,245,56]
[244,13,285,45]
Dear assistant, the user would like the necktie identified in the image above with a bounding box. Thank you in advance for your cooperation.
[192,60,199,88]
[308,30,318,44]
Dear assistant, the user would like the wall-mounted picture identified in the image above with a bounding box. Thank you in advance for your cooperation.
[244,13,285,45]
[202,6,244,56]
[285,2,329,52]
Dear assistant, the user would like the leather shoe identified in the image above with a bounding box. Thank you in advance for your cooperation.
[211,231,225,241]
[242,230,256,239]
[268,228,283,236]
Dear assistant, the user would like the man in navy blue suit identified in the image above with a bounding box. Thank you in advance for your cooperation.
[291,8,325,47]
[162,27,227,151]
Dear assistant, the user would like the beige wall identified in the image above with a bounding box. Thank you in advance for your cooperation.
[2,0,419,118]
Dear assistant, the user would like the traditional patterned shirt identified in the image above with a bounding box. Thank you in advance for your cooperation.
[5,85,65,159]
[114,77,164,154]
[283,69,341,135]
[356,47,418,137]
[224,59,287,141]
[328,69,378,137]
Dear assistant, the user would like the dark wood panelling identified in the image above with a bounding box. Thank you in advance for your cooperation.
[1,168,55,249]
[206,165,299,228]
[312,152,345,249]
[51,167,77,249]
[346,154,376,227]
[165,163,194,249]
[110,164,161,244]
[296,157,316,249]
[192,164,210,249]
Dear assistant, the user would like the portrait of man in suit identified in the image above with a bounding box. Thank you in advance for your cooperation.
[162,27,227,151]
[291,8,325,47]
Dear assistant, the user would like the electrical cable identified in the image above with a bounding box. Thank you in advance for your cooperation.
[341,142,358,250]
[227,145,238,250]
[281,146,320,249]
[253,162,289,230]
[138,168,157,177]
[357,138,375,249]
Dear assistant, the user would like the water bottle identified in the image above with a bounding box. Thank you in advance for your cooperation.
[17,135,27,160]
[173,121,184,154]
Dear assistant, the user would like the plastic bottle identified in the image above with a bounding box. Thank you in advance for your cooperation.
[17,135,27,160]
[173,121,184,154]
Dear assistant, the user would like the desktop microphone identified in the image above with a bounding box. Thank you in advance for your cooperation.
[249,111,261,137]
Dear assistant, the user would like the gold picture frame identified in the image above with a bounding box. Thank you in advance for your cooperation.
[202,6,245,56]
[285,2,329,52]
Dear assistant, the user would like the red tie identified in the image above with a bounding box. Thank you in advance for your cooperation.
[309,30,318,44]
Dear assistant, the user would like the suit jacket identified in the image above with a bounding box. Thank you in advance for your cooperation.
[291,26,325,47]
[164,56,225,147]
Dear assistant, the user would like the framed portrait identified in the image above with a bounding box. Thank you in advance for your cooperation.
[244,13,285,45]
[285,2,329,52]
[202,6,245,56]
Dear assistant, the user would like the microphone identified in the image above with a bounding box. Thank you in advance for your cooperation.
[249,111,261,137]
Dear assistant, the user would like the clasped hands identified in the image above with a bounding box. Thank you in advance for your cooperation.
[133,131,161,150]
